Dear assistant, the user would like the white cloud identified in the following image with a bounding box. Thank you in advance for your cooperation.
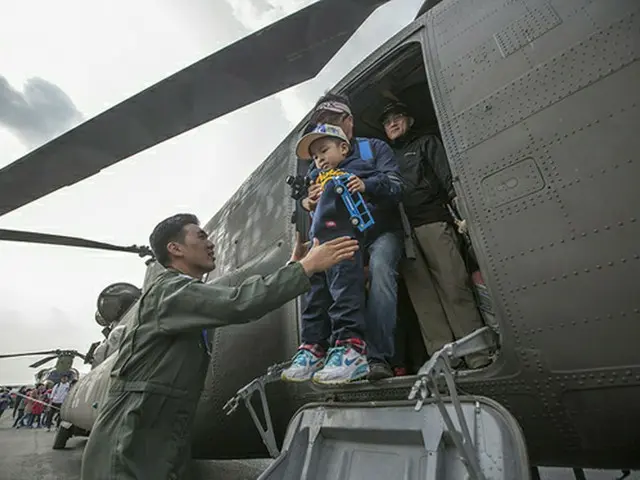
[226,0,317,31]
[0,0,425,384]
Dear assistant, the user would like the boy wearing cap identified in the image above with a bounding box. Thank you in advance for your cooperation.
[299,93,405,381]
[282,124,395,384]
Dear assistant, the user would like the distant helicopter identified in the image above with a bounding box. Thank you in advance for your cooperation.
[0,0,638,474]
[0,349,84,384]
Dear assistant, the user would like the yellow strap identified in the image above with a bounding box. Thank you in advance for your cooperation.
[315,169,347,190]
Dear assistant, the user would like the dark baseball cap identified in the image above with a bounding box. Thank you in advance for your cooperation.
[379,101,412,124]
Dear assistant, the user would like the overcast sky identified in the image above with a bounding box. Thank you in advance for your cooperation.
[0,0,425,384]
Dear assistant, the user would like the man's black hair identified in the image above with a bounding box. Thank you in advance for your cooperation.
[313,92,352,110]
[149,213,200,267]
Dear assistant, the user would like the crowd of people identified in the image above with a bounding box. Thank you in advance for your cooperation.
[0,375,72,431]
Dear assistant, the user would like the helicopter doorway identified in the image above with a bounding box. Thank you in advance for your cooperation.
[343,40,499,376]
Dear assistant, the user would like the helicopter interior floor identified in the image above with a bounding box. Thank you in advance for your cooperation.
[335,41,499,379]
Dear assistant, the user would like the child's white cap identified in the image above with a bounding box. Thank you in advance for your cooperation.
[295,123,349,160]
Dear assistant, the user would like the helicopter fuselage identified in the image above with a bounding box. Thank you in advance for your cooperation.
[58,0,640,470]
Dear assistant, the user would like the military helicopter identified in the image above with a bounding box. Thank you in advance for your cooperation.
[0,0,638,475]
[0,349,84,384]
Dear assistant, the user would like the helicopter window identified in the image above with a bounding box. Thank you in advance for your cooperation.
[330,41,499,374]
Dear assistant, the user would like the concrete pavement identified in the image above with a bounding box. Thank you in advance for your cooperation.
[0,412,271,480]
[0,409,637,480]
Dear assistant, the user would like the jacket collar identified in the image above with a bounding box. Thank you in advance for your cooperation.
[390,129,421,149]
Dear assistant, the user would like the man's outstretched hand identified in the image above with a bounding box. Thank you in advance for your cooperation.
[298,237,359,276]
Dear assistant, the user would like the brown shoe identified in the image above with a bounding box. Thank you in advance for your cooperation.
[367,362,394,381]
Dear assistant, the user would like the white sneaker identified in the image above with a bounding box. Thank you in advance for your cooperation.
[312,345,369,385]
[281,348,325,382]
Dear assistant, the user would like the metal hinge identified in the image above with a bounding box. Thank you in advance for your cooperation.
[223,360,292,458]
[409,326,497,480]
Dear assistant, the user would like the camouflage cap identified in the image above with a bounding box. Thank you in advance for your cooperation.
[295,123,350,160]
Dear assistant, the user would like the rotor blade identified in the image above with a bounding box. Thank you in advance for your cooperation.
[73,351,86,361]
[29,355,60,369]
[0,0,389,217]
[0,229,152,257]
[0,350,59,360]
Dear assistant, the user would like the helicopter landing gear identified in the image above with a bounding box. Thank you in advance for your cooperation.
[223,360,292,458]
[52,422,73,450]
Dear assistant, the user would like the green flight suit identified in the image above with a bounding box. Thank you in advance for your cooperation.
[80,263,310,480]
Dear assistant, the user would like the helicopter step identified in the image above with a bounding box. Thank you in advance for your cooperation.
[301,326,499,401]
[254,395,530,480]
[224,327,499,464]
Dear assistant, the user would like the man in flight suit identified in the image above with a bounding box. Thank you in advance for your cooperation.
[80,213,359,480]
[380,102,489,369]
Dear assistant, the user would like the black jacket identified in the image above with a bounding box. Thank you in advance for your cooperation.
[391,132,454,227]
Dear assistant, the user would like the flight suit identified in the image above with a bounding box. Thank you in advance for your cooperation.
[80,263,310,480]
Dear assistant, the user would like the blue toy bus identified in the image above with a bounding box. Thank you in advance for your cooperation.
[331,174,375,232]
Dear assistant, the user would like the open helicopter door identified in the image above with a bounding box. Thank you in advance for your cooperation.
[417,0,640,465]
[256,397,530,480]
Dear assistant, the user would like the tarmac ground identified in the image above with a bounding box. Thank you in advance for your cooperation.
[0,409,637,480]
[0,411,271,480]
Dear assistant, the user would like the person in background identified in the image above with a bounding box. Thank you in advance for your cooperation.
[20,385,38,428]
[46,375,70,431]
[380,101,490,369]
[0,388,9,419]
[12,386,26,419]
[12,388,28,428]
[29,384,46,428]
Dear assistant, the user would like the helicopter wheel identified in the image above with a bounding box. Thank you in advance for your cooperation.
[52,424,73,450]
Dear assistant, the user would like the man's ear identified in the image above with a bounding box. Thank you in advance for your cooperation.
[166,241,183,259]
[347,115,355,130]
[408,116,415,128]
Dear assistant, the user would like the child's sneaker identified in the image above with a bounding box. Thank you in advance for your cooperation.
[312,344,369,385]
[281,345,326,382]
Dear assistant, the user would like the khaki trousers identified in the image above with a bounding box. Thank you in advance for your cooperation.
[401,222,485,365]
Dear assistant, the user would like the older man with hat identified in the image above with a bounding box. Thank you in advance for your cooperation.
[380,101,490,370]
[299,93,405,380]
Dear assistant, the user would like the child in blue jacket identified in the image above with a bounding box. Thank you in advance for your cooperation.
[282,124,395,385]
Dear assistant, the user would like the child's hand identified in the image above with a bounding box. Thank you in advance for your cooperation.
[347,175,365,193]
[309,183,323,200]
[302,184,323,212]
